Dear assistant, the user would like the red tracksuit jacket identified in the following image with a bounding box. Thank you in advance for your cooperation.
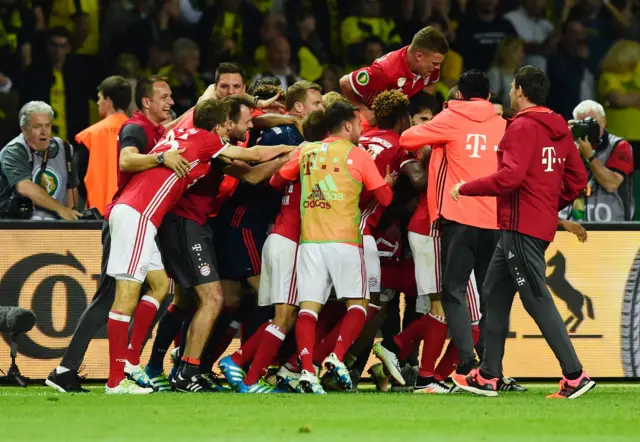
[459,106,587,243]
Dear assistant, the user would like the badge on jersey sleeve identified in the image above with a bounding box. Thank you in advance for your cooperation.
[356,71,370,86]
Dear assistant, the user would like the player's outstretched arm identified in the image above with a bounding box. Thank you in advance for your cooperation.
[339,75,376,125]
[120,146,190,177]
[223,156,289,185]
[220,144,295,163]
[253,114,303,135]
[401,154,428,192]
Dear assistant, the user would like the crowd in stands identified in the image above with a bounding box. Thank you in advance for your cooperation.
[0,0,639,217]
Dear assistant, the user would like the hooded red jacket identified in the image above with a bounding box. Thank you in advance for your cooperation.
[459,106,587,243]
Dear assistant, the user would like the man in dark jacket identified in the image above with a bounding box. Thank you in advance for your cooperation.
[451,66,595,399]
[22,27,94,143]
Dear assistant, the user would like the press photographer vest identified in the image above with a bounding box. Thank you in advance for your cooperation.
[562,132,632,222]
[6,134,71,220]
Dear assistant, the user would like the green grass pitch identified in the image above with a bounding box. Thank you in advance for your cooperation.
[1,384,639,441]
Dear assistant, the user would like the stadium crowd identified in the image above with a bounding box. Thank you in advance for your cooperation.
[0,0,638,398]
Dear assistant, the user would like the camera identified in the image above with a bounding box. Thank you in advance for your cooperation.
[570,117,600,146]
[0,193,33,220]
[78,207,103,220]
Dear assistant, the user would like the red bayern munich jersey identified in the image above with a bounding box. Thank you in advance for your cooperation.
[106,128,229,228]
[358,128,408,235]
[171,166,225,225]
[349,46,440,106]
[271,148,302,242]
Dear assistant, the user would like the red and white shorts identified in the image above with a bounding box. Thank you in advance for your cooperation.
[106,204,164,284]
[408,232,481,323]
[258,233,299,306]
[296,243,368,305]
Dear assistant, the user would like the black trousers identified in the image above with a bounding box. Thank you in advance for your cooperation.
[60,222,167,371]
[440,221,497,366]
[60,222,114,371]
[480,230,582,378]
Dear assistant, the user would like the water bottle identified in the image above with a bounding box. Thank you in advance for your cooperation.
[572,197,585,221]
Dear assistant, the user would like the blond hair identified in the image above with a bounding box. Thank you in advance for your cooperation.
[322,91,348,108]
[600,40,640,75]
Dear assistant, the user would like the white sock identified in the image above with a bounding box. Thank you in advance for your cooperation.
[56,366,71,374]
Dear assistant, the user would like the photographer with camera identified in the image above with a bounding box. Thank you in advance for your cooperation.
[566,100,635,222]
[0,101,81,220]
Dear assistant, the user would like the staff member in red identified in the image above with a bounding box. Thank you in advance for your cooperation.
[339,26,449,126]
[399,70,505,386]
[451,66,594,399]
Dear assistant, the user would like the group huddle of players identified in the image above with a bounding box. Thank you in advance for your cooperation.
[45,26,538,395]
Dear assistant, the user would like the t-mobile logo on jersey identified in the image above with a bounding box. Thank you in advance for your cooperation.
[542,146,565,172]
[466,134,499,158]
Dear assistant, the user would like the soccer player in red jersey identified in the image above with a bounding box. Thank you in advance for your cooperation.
[102,99,293,394]
[339,26,448,127]
[217,84,326,394]
[144,97,292,394]
[46,76,191,393]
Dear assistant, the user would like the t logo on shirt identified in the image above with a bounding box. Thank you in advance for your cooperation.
[466,133,487,158]
[542,146,557,172]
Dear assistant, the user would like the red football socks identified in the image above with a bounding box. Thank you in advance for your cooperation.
[393,313,432,361]
[313,319,342,365]
[231,321,269,366]
[333,305,367,361]
[107,311,131,388]
[127,296,159,365]
[418,313,448,378]
[366,304,380,322]
[244,324,286,385]
[435,324,481,380]
[296,310,318,373]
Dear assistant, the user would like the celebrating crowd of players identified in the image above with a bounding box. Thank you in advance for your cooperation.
[45,26,595,399]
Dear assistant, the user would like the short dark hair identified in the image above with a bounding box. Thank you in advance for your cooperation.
[98,76,132,112]
[286,80,322,110]
[514,65,549,106]
[372,90,410,129]
[223,95,256,123]
[253,84,286,102]
[193,99,230,131]
[323,101,359,134]
[249,76,281,95]
[303,109,327,142]
[215,62,244,84]
[409,91,441,117]
[409,26,449,55]
[458,69,490,100]
[135,75,168,110]
[362,35,385,50]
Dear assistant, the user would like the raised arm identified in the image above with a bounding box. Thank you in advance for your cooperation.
[220,144,295,164]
